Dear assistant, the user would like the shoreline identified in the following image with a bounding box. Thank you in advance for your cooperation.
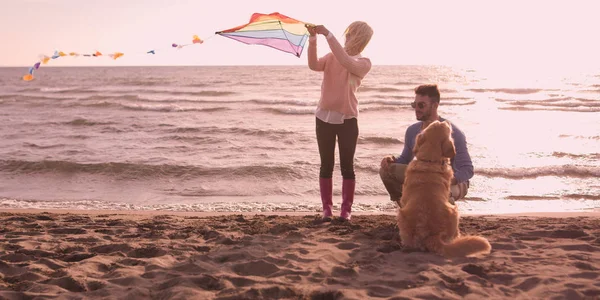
[2,208,600,218]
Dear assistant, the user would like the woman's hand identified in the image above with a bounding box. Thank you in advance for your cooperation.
[313,25,330,36]
[306,24,317,36]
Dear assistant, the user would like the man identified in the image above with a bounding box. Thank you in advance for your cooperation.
[379,84,474,206]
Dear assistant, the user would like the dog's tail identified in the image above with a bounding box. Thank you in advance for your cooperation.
[440,235,492,257]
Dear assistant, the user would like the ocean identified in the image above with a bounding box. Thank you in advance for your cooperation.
[0,65,598,214]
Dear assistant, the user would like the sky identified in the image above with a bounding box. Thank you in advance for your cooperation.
[1,0,600,69]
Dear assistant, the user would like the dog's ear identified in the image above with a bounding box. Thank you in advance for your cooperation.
[442,137,456,158]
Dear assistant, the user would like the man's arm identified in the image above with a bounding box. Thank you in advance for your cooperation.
[451,129,474,183]
[395,128,414,164]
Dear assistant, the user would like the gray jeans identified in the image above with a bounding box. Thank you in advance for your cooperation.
[379,163,469,204]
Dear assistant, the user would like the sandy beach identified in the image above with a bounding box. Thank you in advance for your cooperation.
[0,209,599,299]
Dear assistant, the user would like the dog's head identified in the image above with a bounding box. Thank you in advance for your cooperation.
[413,120,456,161]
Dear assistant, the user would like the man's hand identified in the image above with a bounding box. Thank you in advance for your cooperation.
[380,156,395,170]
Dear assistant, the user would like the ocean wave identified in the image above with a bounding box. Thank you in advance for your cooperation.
[496,98,600,108]
[113,102,182,112]
[23,143,67,149]
[563,194,600,200]
[18,90,235,103]
[18,92,488,111]
[79,101,117,108]
[575,97,600,102]
[64,118,115,126]
[66,95,302,108]
[184,83,209,88]
[476,165,600,179]
[261,107,315,115]
[358,136,403,145]
[122,81,166,87]
[443,100,477,106]
[365,96,473,104]
[249,99,314,106]
[498,106,600,113]
[14,87,76,93]
[496,97,571,103]
[559,135,600,140]
[440,89,459,93]
[360,106,407,112]
[0,198,397,212]
[120,103,230,113]
[17,94,78,101]
[161,90,237,97]
[66,134,92,140]
[112,79,174,87]
[0,93,19,99]
[359,86,412,93]
[505,194,600,200]
[166,126,296,138]
[468,88,543,94]
[394,81,422,86]
[42,87,91,94]
[0,159,306,179]
[360,100,476,110]
[100,95,309,106]
[235,81,263,86]
[36,87,232,97]
[504,195,559,200]
[552,152,600,160]
[362,98,411,105]
[18,87,44,93]
[163,135,224,144]
[204,80,229,85]
[76,94,203,105]
[193,107,230,113]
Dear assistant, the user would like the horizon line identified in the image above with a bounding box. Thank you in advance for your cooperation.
[0,64,473,68]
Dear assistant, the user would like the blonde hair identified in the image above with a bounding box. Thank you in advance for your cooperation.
[344,21,373,56]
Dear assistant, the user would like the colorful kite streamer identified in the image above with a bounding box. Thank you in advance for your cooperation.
[171,35,204,49]
[23,34,203,81]
[23,50,125,81]
[216,12,310,58]
[23,12,311,81]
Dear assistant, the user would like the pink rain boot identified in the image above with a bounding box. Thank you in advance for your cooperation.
[340,179,355,221]
[320,178,333,221]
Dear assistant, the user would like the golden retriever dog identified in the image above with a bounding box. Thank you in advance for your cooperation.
[397,120,491,257]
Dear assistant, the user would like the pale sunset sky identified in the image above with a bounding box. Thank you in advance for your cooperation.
[1,0,599,70]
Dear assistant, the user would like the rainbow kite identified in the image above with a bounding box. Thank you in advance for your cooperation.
[23,12,310,81]
[216,12,310,58]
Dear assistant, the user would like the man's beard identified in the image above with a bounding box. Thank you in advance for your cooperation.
[416,110,430,121]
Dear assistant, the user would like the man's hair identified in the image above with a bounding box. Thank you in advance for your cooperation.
[414,84,440,103]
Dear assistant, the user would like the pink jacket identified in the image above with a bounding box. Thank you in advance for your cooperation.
[308,34,372,117]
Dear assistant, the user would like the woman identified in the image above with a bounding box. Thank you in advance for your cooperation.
[307,21,373,221]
